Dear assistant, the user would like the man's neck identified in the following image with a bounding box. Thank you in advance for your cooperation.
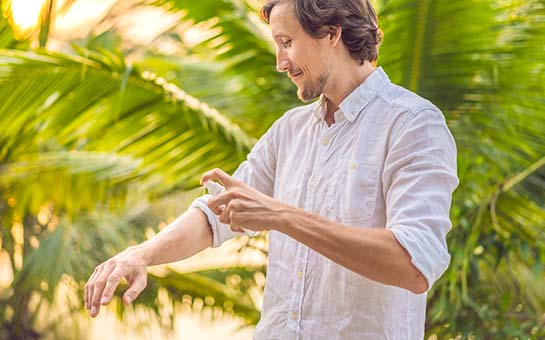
[324,62,376,117]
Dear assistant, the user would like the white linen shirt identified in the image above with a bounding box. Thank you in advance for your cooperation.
[191,67,459,339]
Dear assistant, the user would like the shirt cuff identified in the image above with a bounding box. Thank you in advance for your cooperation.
[190,194,253,248]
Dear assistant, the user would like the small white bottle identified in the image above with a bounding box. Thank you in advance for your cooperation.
[204,181,258,236]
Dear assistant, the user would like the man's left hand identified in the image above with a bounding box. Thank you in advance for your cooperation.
[201,168,286,232]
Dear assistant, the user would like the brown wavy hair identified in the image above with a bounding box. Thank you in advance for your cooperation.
[260,0,383,64]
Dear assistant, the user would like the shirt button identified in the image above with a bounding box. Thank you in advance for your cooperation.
[350,161,357,170]
[297,271,303,279]
[322,138,329,145]
[291,312,298,320]
[309,180,316,188]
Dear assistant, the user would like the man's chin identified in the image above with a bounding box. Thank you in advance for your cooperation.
[297,88,319,103]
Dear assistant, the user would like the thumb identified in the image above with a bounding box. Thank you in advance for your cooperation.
[123,271,147,305]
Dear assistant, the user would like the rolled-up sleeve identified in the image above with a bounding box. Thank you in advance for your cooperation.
[190,121,279,248]
[383,108,459,289]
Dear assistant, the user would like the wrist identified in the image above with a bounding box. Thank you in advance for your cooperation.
[271,204,295,232]
[128,243,154,267]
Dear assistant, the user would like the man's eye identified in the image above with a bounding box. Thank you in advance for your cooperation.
[282,40,292,48]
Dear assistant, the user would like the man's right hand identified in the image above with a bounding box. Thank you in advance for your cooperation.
[83,208,213,318]
[84,246,148,318]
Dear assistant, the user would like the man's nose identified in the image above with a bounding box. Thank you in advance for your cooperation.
[276,52,290,73]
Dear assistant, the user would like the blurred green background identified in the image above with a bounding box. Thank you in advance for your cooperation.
[0,0,544,339]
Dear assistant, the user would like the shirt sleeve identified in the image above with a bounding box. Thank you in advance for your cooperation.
[383,108,459,290]
[190,121,279,248]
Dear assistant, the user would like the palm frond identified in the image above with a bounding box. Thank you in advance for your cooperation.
[38,0,54,48]
[379,0,504,111]
[377,0,545,336]
[148,265,264,325]
[0,0,28,49]
[0,48,255,213]
[149,0,300,135]
[153,0,274,75]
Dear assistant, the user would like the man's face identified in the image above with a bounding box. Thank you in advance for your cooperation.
[269,2,331,102]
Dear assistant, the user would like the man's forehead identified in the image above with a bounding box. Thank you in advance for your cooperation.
[269,2,300,37]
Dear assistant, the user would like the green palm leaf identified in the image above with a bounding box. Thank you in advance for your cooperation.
[149,0,300,135]
[11,204,263,336]
[376,0,545,336]
[149,266,264,325]
[0,0,28,49]
[2,0,545,338]
[0,48,254,213]
[153,0,274,74]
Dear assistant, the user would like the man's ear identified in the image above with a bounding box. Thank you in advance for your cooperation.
[328,25,342,47]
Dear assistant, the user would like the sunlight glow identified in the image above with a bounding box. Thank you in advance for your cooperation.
[53,0,116,38]
[11,0,46,31]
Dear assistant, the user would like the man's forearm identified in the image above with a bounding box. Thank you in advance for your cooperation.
[201,168,428,293]
[273,208,428,294]
[136,207,213,266]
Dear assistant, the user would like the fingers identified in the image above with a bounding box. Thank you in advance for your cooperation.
[231,224,244,232]
[85,264,112,315]
[85,250,150,319]
[208,190,239,214]
[219,200,244,232]
[200,168,239,188]
[201,168,262,233]
[85,260,132,318]
[100,268,127,306]
[122,271,147,305]
[89,265,119,317]
[85,266,101,310]
[209,184,256,215]
[217,197,244,225]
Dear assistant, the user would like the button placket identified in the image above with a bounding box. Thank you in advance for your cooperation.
[289,129,331,338]
[314,124,339,211]
[294,246,309,340]
[289,123,340,338]
[288,242,306,333]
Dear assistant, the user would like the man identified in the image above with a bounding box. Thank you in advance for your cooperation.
[85,0,459,338]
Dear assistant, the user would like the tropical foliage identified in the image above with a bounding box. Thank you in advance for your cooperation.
[375,0,545,337]
[0,1,265,338]
[0,0,544,338]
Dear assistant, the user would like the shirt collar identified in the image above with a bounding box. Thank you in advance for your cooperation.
[312,66,390,123]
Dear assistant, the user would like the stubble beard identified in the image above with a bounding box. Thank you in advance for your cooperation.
[298,71,329,102]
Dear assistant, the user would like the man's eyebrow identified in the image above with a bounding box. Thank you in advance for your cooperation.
[272,34,290,40]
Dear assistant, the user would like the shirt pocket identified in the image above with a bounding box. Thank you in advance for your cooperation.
[326,157,379,224]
